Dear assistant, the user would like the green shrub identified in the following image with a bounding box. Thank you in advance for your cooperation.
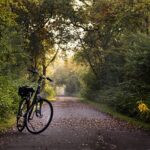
[43,82,56,99]
[0,76,19,120]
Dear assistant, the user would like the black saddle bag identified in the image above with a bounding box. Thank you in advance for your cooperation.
[18,86,35,98]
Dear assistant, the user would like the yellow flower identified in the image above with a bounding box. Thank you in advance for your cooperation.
[138,102,149,113]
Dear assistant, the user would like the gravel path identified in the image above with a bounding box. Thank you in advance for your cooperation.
[0,96,150,150]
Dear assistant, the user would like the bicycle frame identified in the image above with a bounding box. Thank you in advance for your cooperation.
[26,73,52,119]
[27,77,43,119]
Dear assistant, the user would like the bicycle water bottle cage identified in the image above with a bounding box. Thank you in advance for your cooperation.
[18,86,35,98]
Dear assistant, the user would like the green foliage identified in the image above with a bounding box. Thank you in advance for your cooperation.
[0,0,29,121]
[65,73,80,95]
[0,76,19,120]
[124,33,150,85]
[0,75,39,121]
[80,33,150,123]
[10,0,78,75]
[43,82,56,99]
[0,0,28,76]
[74,0,150,123]
[80,70,100,99]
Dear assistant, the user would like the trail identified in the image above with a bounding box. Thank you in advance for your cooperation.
[0,96,150,150]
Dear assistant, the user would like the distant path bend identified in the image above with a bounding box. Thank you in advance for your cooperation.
[0,96,150,150]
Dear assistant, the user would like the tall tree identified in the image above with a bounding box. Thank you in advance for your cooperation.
[11,0,81,75]
[75,0,150,82]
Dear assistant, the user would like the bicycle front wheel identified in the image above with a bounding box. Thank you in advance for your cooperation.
[26,99,53,134]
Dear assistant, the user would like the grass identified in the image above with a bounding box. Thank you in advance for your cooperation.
[0,115,16,133]
[81,99,150,131]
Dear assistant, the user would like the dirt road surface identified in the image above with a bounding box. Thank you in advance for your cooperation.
[0,96,150,150]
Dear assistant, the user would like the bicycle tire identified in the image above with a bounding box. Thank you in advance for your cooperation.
[25,99,53,134]
[16,99,28,132]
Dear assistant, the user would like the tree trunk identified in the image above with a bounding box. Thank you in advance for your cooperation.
[42,63,46,76]
[42,58,47,89]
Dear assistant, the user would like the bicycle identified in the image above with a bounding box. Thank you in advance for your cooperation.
[17,69,53,134]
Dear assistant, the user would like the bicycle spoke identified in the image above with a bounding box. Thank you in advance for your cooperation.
[28,121,36,131]
[26,99,53,134]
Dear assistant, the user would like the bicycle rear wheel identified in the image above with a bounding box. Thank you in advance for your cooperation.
[26,99,53,134]
[17,99,28,132]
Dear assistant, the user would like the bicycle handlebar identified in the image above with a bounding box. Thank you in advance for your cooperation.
[28,69,53,82]
[46,77,53,82]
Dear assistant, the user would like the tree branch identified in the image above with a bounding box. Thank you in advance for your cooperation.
[46,48,59,68]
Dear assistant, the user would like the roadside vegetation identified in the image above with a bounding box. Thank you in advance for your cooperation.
[73,0,150,124]
[81,99,150,130]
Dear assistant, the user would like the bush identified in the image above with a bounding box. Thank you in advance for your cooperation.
[65,74,80,96]
[80,70,101,100]
[43,82,56,99]
[80,33,150,123]
[0,76,19,120]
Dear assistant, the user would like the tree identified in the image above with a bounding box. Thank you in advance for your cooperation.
[73,0,150,122]
[11,0,82,75]
[75,0,150,83]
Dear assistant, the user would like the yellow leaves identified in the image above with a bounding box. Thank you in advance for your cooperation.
[137,102,149,113]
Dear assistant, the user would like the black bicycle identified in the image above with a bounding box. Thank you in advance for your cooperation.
[17,69,53,134]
